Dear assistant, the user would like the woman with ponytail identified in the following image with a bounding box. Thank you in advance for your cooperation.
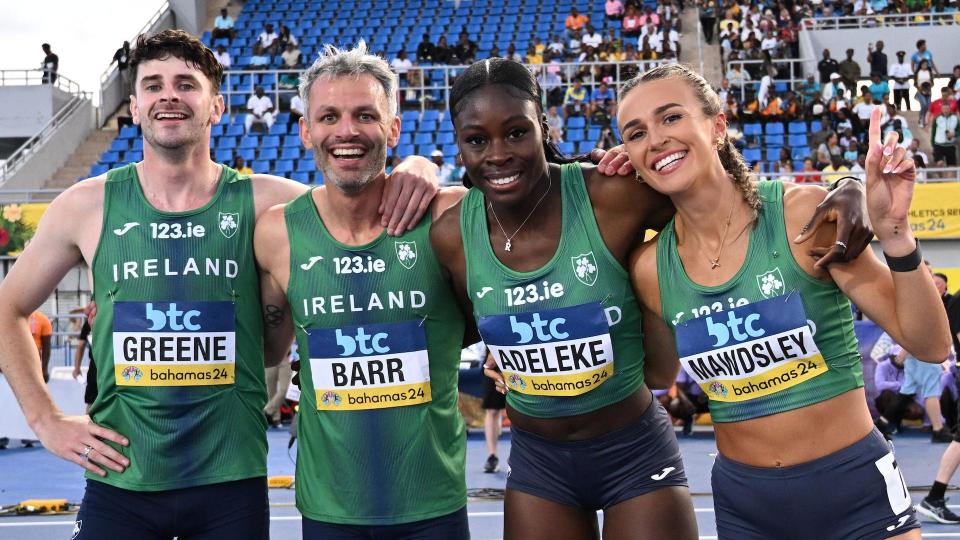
[430,57,871,539]
[619,63,950,539]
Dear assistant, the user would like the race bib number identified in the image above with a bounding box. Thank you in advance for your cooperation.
[478,302,614,396]
[675,294,827,402]
[112,301,236,386]
[308,320,431,411]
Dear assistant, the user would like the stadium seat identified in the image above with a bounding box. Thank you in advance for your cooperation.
[281,147,301,160]
[791,146,811,160]
[765,148,781,162]
[237,148,256,161]
[414,133,435,145]
[743,123,762,137]
[253,160,272,172]
[419,120,438,133]
[119,126,139,139]
[274,160,294,174]
[101,151,120,164]
[566,117,586,129]
[291,172,311,183]
[218,136,238,150]
[90,164,110,177]
[810,120,822,132]
[765,123,785,135]
[124,151,143,162]
[742,148,762,163]
[297,158,315,172]
[215,149,234,164]
[109,139,129,152]
[240,136,260,149]
[788,121,806,134]
[566,129,585,143]
[262,136,281,148]
[259,148,278,160]
[132,139,144,151]
[558,142,575,155]
[764,134,784,148]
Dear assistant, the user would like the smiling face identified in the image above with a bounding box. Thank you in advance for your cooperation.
[130,57,224,152]
[453,84,549,205]
[617,78,726,196]
[299,74,399,195]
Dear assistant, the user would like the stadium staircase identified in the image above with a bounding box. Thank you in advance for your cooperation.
[45,130,117,188]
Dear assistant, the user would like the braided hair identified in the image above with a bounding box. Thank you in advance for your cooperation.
[448,58,588,187]
[619,63,761,218]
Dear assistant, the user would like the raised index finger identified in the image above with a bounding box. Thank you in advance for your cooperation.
[868,106,881,150]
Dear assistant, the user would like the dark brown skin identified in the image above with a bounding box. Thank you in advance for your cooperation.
[430,84,697,540]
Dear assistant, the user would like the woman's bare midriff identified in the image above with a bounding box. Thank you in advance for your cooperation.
[714,388,875,467]
[506,386,652,441]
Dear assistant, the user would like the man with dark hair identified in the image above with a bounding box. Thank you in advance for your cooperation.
[41,43,58,84]
[416,33,434,63]
[867,40,888,79]
[212,7,236,42]
[112,41,131,73]
[817,48,839,83]
[0,29,440,540]
[838,48,861,97]
[889,51,912,110]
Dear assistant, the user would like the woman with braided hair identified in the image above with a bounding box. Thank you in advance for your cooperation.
[619,63,951,539]
[430,57,873,539]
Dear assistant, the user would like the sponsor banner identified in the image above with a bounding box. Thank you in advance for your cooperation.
[675,294,828,402]
[908,183,960,239]
[479,302,614,396]
[308,320,431,410]
[0,203,48,257]
[112,301,236,387]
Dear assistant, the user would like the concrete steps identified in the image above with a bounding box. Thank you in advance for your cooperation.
[45,130,117,188]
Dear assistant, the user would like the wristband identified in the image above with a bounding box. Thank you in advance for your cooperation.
[827,176,863,191]
[883,240,922,272]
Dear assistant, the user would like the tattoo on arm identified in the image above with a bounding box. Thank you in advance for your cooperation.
[264,305,285,328]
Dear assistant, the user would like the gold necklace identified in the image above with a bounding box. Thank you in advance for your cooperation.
[487,174,552,252]
[708,190,737,269]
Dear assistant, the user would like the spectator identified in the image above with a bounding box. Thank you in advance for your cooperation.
[545,105,564,138]
[950,65,960,94]
[800,73,820,102]
[877,344,953,443]
[873,347,925,434]
[867,40,888,79]
[212,8,236,42]
[699,0,718,43]
[504,43,523,63]
[403,66,422,106]
[538,70,563,107]
[759,30,779,53]
[258,23,279,56]
[563,78,588,117]
[433,35,452,64]
[280,42,302,69]
[838,48,861,97]
[232,155,253,175]
[71,317,97,413]
[276,25,298,53]
[867,73,890,103]
[906,138,931,167]
[912,39,939,74]
[248,43,270,69]
[112,41,131,74]
[821,153,850,184]
[391,50,413,81]
[932,106,959,168]
[639,5,660,27]
[757,65,774,108]
[582,25,603,54]
[416,34,434,63]
[450,155,466,185]
[40,43,58,84]
[622,5,642,38]
[565,8,589,33]
[928,87,959,125]
[817,48,839,83]
[798,157,821,183]
[821,72,846,101]
[889,51,912,110]
[546,34,564,57]
[289,93,303,123]
[430,149,456,186]
[650,20,681,59]
[29,311,52,382]
[213,44,232,69]
[716,77,731,104]
[776,160,795,182]
[605,0,624,20]
[453,32,477,64]
[245,86,275,133]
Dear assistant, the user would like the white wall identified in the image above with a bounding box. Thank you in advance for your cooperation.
[0,86,74,138]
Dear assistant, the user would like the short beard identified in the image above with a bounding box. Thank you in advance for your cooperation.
[317,140,388,196]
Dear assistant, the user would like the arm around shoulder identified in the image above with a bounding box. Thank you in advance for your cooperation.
[254,204,294,367]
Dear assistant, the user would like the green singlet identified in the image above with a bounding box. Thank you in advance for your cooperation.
[657,180,864,423]
[284,189,466,525]
[90,163,266,491]
[461,163,645,418]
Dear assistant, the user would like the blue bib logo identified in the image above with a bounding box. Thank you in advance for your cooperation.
[144,302,201,331]
[705,311,765,347]
[510,314,569,344]
[335,327,390,356]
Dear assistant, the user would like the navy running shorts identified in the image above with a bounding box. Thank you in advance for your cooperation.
[302,506,469,540]
[506,397,687,509]
[712,428,919,540]
[72,476,268,540]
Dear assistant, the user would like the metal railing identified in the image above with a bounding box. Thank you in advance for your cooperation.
[725,58,813,101]
[801,11,958,30]
[99,1,171,86]
[0,189,66,204]
[220,60,674,117]
[750,167,960,183]
[0,69,84,97]
[0,92,92,184]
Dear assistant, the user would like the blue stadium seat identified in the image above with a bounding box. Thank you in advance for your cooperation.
[237,148,256,161]
[566,117,586,129]
[262,135,280,148]
[119,126,139,139]
[253,160,272,172]
[566,129,585,143]
[396,144,415,157]
[743,123,762,137]
[765,122,785,135]
[215,149,234,164]
[442,143,458,156]
[742,148,762,163]
[765,148,781,162]
[422,110,440,122]
[240,136,260,149]
[259,148,278,160]
[90,164,110,177]
[578,141,595,153]
[124,151,143,162]
[398,133,413,146]
[414,133,434,145]
[274,160,294,174]
[810,120,822,132]
[297,158,315,172]
[788,134,808,147]
[269,123,287,136]
[291,172,312,183]
[218,136,238,150]
[402,110,420,122]
[417,144,437,156]
[131,139,144,151]
[791,146,811,160]
[764,134,784,148]
[281,147,301,160]
[788,121,807,134]
[226,124,245,137]
[436,132,455,145]
[558,142,575,155]
[211,125,225,137]
[109,139,129,152]
[101,151,120,164]
[419,120,438,133]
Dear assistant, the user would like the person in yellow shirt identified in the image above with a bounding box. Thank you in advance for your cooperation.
[526,45,543,64]
[821,154,851,184]
[29,311,52,382]
[231,154,254,175]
